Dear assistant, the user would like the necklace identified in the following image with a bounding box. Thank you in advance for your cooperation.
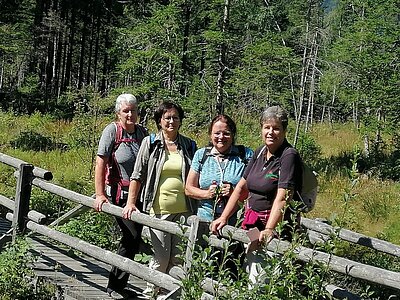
[165,139,177,145]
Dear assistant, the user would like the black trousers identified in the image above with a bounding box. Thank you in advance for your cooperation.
[107,194,143,292]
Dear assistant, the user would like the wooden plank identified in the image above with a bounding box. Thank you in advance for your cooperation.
[0,217,11,234]
[0,218,12,250]
[26,221,181,292]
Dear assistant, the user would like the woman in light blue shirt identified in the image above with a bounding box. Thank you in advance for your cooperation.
[185,114,253,225]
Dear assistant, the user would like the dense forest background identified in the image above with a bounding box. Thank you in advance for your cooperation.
[0,0,398,133]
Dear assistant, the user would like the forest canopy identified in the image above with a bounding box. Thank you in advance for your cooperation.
[0,0,398,134]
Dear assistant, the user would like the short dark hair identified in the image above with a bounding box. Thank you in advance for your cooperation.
[208,114,237,144]
[153,101,185,130]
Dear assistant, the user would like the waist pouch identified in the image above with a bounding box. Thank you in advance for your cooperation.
[242,203,271,230]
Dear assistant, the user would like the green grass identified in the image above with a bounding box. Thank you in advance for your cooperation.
[308,123,364,158]
[0,111,399,246]
[1,111,399,299]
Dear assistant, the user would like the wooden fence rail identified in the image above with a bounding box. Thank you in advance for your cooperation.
[28,177,400,297]
[0,152,53,180]
[1,152,400,299]
[3,212,212,300]
[301,218,400,257]
[214,224,400,291]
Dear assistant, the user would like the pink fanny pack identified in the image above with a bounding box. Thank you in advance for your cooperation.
[241,202,271,230]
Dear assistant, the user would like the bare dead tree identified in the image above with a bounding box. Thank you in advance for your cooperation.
[215,0,230,115]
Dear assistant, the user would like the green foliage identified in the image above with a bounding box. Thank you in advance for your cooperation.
[362,135,400,181]
[317,133,400,182]
[57,211,119,251]
[320,156,400,298]
[330,149,361,230]
[1,108,400,298]
[181,219,332,300]
[334,242,400,299]
[293,133,322,168]
[321,0,399,127]
[0,238,56,299]
[228,35,298,112]
[10,131,57,151]
[30,188,73,222]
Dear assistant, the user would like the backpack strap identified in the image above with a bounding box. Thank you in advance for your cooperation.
[113,122,123,151]
[149,133,156,153]
[106,122,137,204]
[199,145,249,171]
[189,139,197,158]
[198,146,213,171]
[149,133,164,161]
[236,145,249,165]
[134,124,148,143]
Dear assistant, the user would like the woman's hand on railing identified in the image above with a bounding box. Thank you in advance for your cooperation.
[210,216,227,236]
[122,203,139,219]
[259,228,277,245]
[94,195,109,212]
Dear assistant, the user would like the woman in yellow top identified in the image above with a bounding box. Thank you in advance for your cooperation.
[122,101,196,296]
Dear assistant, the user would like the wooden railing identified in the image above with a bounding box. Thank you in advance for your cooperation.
[1,152,400,300]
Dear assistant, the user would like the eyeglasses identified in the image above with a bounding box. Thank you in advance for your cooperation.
[212,131,232,137]
[162,116,180,122]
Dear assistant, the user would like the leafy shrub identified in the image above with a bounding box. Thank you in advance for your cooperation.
[180,225,332,300]
[10,131,68,152]
[10,131,54,151]
[0,238,56,299]
[295,133,322,168]
[57,211,119,251]
[333,242,400,299]
[30,189,73,222]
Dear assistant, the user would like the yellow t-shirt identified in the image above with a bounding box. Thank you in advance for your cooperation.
[151,151,187,214]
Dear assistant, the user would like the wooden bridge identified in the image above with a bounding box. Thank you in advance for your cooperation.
[0,213,147,299]
[1,152,400,300]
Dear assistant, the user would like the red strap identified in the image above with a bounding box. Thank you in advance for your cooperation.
[105,122,133,204]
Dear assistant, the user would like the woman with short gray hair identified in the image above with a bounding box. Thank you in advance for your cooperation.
[115,93,138,113]
[211,105,303,283]
[94,93,148,298]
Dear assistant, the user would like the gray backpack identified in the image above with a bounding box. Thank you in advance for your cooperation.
[256,145,318,212]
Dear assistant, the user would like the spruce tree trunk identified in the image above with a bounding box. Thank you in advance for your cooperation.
[78,3,89,90]
[101,0,112,94]
[294,23,310,147]
[93,14,101,90]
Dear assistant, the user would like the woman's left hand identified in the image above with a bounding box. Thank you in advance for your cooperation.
[259,228,276,245]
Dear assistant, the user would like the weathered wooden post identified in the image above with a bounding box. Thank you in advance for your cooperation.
[12,163,34,241]
[184,215,200,272]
